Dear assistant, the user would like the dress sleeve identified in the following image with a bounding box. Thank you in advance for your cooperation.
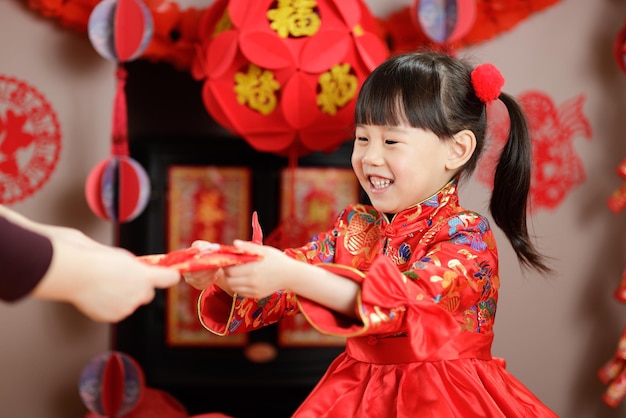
[195,208,351,336]
[0,216,53,302]
[197,285,300,336]
[297,212,499,358]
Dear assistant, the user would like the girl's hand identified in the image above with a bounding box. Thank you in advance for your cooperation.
[181,240,222,290]
[182,268,222,291]
[220,240,297,299]
[217,239,360,318]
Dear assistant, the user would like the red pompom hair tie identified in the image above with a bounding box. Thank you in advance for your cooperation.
[471,63,505,104]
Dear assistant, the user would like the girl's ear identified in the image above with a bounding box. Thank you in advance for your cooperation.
[446,130,476,171]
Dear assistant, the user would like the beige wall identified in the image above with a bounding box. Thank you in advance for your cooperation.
[1,0,626,417]
[0,1,114,417]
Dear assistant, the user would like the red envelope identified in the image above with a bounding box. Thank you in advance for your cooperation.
[138,245,261,273]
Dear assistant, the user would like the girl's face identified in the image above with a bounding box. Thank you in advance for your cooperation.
[352,124,455,215]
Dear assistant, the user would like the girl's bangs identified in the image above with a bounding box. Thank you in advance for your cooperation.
[355,70,442,133]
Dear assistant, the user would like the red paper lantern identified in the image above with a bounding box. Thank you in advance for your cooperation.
[85,155,150,223]
[88,0,154,62]
[192,0,388,157]
[78,351,145,417]
[82,68,151,223]
[411,0,476,45]
[86,0,153,222]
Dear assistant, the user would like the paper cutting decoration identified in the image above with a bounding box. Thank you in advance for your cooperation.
[165,165,251,347]
[192,0,389,157]
[84,0,153,223]
[0,75,62,204]
[477,90,592,210]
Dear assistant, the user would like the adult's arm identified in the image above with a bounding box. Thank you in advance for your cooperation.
[0,215,53,302]
[0,205,181,322]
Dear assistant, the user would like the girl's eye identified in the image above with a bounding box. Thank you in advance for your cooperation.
[385,139,398,145]
[356,136,368,142]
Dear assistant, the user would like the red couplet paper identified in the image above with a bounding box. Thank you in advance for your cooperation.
[138,245,261,272]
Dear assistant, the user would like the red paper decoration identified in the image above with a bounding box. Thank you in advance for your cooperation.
[192,0,389,157]
[608,157,626,214]
[477,91,592,210]
[615,267,626,303]
[80,352,198,418]
[85,388,190,418]
[412,0,477,45]
[85,154,150,223]
[85,0,153,222]
[88,0,153,61]
[78,351,145,417]
[600,18,626,409]
[0,75,62,204]
[598,325,626,407]
[613,19,626,74]
[141,0,204,70]
[381,0,561,55]
[25,0,563,70]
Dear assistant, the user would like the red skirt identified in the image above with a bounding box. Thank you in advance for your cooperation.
[293,336,557,418]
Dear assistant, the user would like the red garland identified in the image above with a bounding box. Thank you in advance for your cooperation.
[26,0,204,70]
[25,0,562,70]
[379,0,562,55]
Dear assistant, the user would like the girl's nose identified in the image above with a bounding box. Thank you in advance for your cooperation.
[362,144,383,165]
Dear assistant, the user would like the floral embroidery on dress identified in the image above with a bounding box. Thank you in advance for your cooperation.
[202,180,499,346]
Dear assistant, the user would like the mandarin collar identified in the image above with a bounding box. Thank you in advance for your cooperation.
[380,179,459,237]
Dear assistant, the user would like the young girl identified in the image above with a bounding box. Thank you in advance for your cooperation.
[184,50,557,417]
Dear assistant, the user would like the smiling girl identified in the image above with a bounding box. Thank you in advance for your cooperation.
[184,50,556,417]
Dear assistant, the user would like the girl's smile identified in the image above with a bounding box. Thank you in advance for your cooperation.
[351,124,457,214]
[368,175,393,191]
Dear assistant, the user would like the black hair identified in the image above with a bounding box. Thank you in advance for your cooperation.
[355,50,551,275]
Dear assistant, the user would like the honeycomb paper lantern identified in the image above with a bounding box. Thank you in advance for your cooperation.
[78,351,145,417]
[88,0,154,62]
[85,155,150,223]
[86,0,153,222]
[412,0,476,45]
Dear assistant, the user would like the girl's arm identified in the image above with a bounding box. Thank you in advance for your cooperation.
[219,240,360,318]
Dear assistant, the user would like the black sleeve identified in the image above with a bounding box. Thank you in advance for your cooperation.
[0,216,54,302]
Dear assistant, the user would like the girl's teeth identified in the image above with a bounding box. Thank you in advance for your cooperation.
[370,177,392,188]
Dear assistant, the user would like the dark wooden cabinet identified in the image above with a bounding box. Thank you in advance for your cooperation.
[113,60,356,417]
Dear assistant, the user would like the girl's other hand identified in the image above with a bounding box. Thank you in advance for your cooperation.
[220,240,295,299]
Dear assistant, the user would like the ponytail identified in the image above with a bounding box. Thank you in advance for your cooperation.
[490,93,551,274]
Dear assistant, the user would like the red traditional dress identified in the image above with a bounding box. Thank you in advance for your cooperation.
[197,180,557,417]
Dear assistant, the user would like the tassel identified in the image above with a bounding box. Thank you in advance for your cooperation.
[112,65,129,157]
